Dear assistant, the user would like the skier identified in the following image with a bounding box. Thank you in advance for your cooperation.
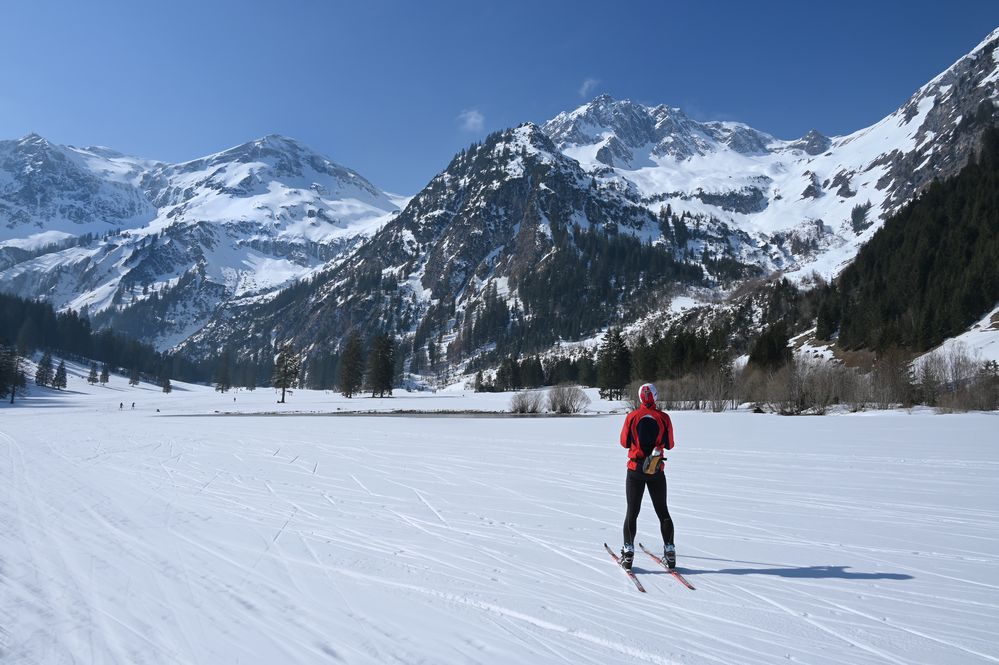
[619,383,676,570]
[119,402,123,410]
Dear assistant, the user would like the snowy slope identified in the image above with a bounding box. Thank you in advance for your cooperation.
[1,383,997,664]
[919,302,999,364]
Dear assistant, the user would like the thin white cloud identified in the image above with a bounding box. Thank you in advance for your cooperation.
[457,109,485,133]
[579,77,600,98]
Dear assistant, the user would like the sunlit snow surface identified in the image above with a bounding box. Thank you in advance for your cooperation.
[2,373,997,664]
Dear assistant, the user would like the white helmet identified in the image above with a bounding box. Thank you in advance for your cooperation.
[639,382,658,407]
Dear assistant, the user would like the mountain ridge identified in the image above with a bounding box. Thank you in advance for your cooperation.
[1,27,997,373]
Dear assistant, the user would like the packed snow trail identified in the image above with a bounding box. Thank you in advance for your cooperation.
[1,388,998,664]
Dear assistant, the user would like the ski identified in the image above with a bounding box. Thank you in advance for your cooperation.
[639,543,696,590]
[603,543,646,592]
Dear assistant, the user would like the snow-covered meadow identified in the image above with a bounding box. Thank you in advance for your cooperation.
[1,376,997,664]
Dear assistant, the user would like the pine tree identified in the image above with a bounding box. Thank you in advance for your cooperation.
[597,328,631,399]
[87,362,99,385]
[1,345,14,400]
[748,324,791,371]
[631,335,657,382]
[159,365,172,394]
[339,332,365,398]
[521,356,545,388]
[0,345,27,404]
[35,351,54,387]
[366,333,396,398]
[53,360,67,390]
[271,343,302,403]
[578,352,597,387]
[99,363,110,386]
[15,318,38,355]
[214,353,232,393]
[128,366,141,386]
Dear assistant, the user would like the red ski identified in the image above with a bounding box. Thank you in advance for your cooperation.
[603,543,646,592]
[639,543,695,590]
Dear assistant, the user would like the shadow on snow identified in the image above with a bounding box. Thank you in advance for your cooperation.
[671,555,913,580]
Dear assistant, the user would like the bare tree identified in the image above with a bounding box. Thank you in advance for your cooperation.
[510,390,544,414]
[547,384,590,414]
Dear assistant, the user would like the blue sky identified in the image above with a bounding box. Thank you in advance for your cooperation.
[1,0,996,193]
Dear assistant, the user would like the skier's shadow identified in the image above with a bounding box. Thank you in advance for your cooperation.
[671,556,913,580]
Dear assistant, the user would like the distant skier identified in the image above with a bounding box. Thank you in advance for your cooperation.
[618,383,676,570]
[119,402,123,410]
[131,402,135,409]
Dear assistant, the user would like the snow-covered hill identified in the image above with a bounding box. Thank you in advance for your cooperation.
[0,135,400,348]
[1,383,997,664]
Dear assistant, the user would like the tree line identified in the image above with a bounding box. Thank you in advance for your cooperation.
[0,292,205,387]
[209,332,399,401]
[816,126,999,352]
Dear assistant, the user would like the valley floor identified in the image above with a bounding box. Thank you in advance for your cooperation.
[1,382,997,664]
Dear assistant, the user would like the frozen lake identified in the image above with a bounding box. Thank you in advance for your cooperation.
[2,379,997,664]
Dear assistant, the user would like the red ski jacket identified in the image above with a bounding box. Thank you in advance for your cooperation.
[619,405,674,471]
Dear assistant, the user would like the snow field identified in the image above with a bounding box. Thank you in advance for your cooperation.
[1,384,997,664]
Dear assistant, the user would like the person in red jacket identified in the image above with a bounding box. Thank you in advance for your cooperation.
[618,382,676,570]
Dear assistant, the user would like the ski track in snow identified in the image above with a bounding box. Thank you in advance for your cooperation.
[1,389,998,664]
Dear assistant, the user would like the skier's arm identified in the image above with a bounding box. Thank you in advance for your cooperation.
[663,413,675,450]
[619,413,633,448]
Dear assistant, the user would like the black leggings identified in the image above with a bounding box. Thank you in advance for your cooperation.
[623,469,674,547]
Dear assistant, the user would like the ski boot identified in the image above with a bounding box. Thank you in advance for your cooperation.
[662,544,676,570]
[620,545,635,570]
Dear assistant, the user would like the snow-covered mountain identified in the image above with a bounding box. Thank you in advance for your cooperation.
[176,28,999,367]
[178,122,714,361]
[2,27,997,365]
[0,134,158,242]
[543,26,999,279]
[0,135,401,348]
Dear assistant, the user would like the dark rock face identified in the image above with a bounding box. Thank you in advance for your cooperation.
[800,173,824,200]
[830,170,857,198]
[704,122,774,155]
[693,187,769,214]
[788,129,832,155]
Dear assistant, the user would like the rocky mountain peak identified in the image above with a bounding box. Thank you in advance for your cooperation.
[543,94,780,166]
[787,129,831,155]
[16,132,49,148]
